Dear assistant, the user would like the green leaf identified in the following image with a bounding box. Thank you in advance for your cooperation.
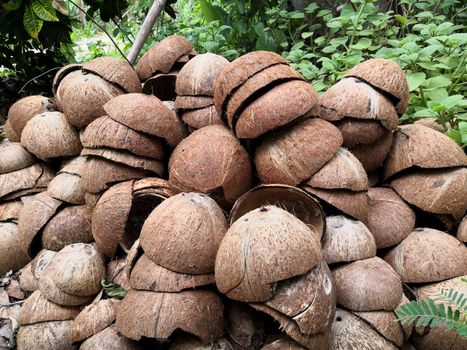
[440,95,464,109]
[426,88,449,103]
[406,72,426,92]
[291,12,305,19]
[446,129,462,145]
[32,0,58,21]
[395,14,407,24]
[199,0,222,23]
[2,0,22,11]
[301,32,313,39]
[51,0,67,15]
[101,279,127,300]
[424,76,452,89]
[350,38,372,50]
[413,109,438,118]
[23,1,43,39]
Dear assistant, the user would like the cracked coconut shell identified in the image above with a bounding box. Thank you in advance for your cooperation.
[383,124,467,180]
[16,320,77,350]
[349,128,393,172]
[7,95,56,136]
[181,105,223,131]
[384,228,467,283]
[115,289,224,342]
[140,192,228,274]
[344,58,409,115]
[4,119,20,141]
[0,142,35,174]
[330,308,398,350]
[48,157,86,204]
[255,118,342,186]
[104,93,186,147]
[322,215,376,264]
[80,325,142,350]
[20,111,82,160]
[143,70,179,101]
[332,257,403,311]
[215,206,322,302]
[390,167,467,220]
[136,35,194,81]
[230,184,325,238]
[176,53,229,96]
[365,187,415,249]
[169,125,252,205]
[0,222,31,275]
[56,70,124,128]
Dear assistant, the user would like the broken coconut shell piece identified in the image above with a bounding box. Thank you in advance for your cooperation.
[7,95,56,136]
[344,58,409,115]
[142,70,179,101]
[349,128,393,172]
[255,118,342,186]
[116,289,224,343]
[383,124,467,180]
[384,228,467,283]
[322,215,376,264]
[169,125,252,206]
[140,192,228,274]
[47,156,87,204]
[215,206,322,302]
[391,167,467,220]
[80,325,142,350]
[16,320,77,350]
[0,142,35,174]
[332,256,403,311]
[365,187,415,249]
[230,184,325,238]
[92,178,177,257]
[0,222,31,275]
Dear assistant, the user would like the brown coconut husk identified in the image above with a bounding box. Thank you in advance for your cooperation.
[181,105,224,131]
[337,118,388,147]
[383,124,467,180]
[19,262,39,292]
[348,129,394,172]
[84,191,102,208]
[384,228,467,283]
[174,95,215,110]
[16,320,78,350]
[0,222,31,275]
[0,142,35,174]
[0,163,53,200]
[39,271,94,306]
[4,119,20,142]
[331,257,403,311]
[0,200,23,221]
[457,216,467,242]
[215,206,322,302]
[106,257,131,291]
[235,80,319,139]
[80,325,142,350]
[19,249,56,292]
[142,70,179,101]
[322,215,376,264]
[365,187,415,249]
[48,170,85,205]
[52,63,82,96]
[255,118,342,186]
[7,95,56,136]
[115,289,225,342]
[411,324,467,350]
[413,117,444,133]
[225,302,265,350]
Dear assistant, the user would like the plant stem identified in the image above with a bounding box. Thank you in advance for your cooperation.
[347,1,367,52]
[448,53,466,94]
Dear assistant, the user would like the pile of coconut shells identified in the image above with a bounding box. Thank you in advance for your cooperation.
[0,35,466,350]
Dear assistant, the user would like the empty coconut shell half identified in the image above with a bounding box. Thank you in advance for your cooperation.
[48,156,86,204]
[344,58,409,115]
[225,302,265,350]
[230,184,325,238]
[19,249,56,292]
[384,228,467,283]
[0,199,23,222]
[349,128,393,172]
[116,289,224,343]
[7,95,56,136]
[80,324,142,350]
[413,117,444,133]
[391,167,467,220]
[4,119,20,142]
[181,105,224,131]
[215,206,322,302]
[0,142,35,174]
[322,215,376,264]
[174,95,214,110]
[52,63,82,96]
[260,336,306,349]
[170,335,234,350]
[169,125,252,206]
[332,256,403,311]
[16,320,77,350]
[457,216,466,242]
[142,70,179,101]
[0,222,31,275]
[140,192,228,274]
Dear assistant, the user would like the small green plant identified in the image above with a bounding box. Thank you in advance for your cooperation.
[101,278,127,300]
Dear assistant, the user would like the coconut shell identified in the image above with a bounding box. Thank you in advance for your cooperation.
[411,324,467,350]
[214,51,288,116]
[31,249,57,282]
[306,148,368,191]
[383,124,467,180]
[41,205,93,251]
[365,187,415,249]
[181,105,224,131]
[136,35,193,81]
[7,95,55,136]
[107,257,131,292]
[319,77,398,131]
[174,95,215,110]
[170,335,234,350]
[19,262,39,292]
[17,192,62,257]
[0,163,53,200]
[115,289,224,342]
[80,325,142,350]
[0,222,31,275]
[235,80,319,139]
[330,308,398,350]
[39,271,94,306]
[0,142,35,174]
[81,116,166,159]
[4,119,20,141]
[142,70,178,101]
[60,156,87,175]
[81,157,148,194]
[57,70,124,128]
[0,200,23,221]
[349,129,393,172]
[176,53,229,96]
[225,63,303,129]
[48,172,85,204]
[215,206,322,302]
[52,63,82,96]
[384,228,467,283]
[70,299,118,342]
[130,254,214,292]
[322,215,376,264]
[104,93,186,147]
[19,290,79,325]
[20,111,82,160]
[16,320,78,350]
[391,167,467,220]
[417,276,467,313]
[413,117,444,133]
[140,192,228,274]
[255,118,342,185]
[332,257,402,311]
[261,336,306,349]
[344,59,409,115]
[81,148,165,175]
[230,184,325,238]
[82,57,142,93]
[457,216,467,242]
[336,118,388,146]
[302,186,369,222]
[354,310,406,347]
[168,125,252,205]
[225,303,264,350]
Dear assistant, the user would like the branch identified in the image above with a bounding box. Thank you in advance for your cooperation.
[127,0,167,65]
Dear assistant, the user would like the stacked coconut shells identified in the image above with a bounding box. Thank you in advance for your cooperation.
[1,34,467,350]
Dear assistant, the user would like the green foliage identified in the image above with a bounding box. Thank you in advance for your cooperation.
[101,278,127,300]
